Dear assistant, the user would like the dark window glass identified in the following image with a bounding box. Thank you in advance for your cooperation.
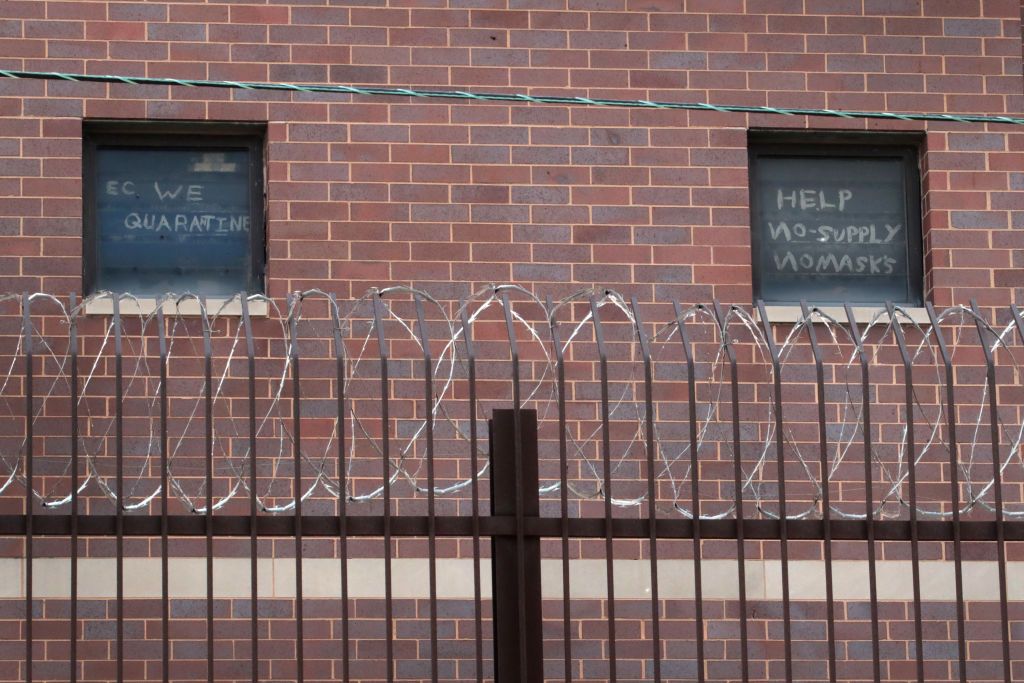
[749,134,923,306]
[84,124,265,296]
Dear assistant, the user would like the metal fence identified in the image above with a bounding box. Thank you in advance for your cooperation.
[1,287,1023,682]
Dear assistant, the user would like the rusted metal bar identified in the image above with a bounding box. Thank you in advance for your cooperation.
[800,302,837,683]
[886,302,925,683]
[200,298,214,683]
[413,295,440,682]
[546,296,572,682]
[458,302,484,683]
[844,304,881,683]
[329,294,350,682]
[112,295,124,683]
[240,296,259,682]
[156,304,169,683]
[672,301,704,683]
[756,300,793,682]
[589,296,619,683]
[490,408,542,683]
[499,289,530,683]
[975,301,1011,683]
[287,295,305,681]
[631,297,661,683]
[22,293,32,683]
[3,513,1022,540]
[712,300,749,683]
[69,293,79,683]
[371,293,394,683]
[925,302,967,683]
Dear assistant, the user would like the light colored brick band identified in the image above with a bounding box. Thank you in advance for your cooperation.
[3,558,1021,601]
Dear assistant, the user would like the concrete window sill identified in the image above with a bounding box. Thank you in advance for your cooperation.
[759,305,932,325]
[82,296,269,317]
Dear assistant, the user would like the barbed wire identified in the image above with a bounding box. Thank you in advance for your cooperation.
[2,286,1022,521]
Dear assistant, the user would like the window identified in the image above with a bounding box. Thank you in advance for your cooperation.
[748,131,923,307]
[83,122,265,296]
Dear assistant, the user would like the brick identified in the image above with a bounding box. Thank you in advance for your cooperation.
[292,7,350,26]
[145,22,206,42]
[923,0,980,15]
[950,210,1008,228]
[231,43,288,63]
[470,10,529,29]
[25,20,83,40]
[943,17,1002,36]
[389,27,449,48]
[0,37,44,57]
[410,9,467,28]
[232,5,290,25]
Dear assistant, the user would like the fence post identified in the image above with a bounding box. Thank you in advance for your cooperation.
[490,408,542,682]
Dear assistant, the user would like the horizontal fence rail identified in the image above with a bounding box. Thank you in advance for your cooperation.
[0,286,1022,682]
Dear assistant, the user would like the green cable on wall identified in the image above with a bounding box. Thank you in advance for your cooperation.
[2,68,1023,126]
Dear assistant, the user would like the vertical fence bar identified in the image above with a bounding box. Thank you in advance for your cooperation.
[631,298,661,683]
[287,296,305,681]
[546,297,572,682]
[755,301,793,682]
[240,296,260,682]
[925,303,967,683]
[712,301,748,683]
[1006,305,1024,680]
[799,302,837,683]
[21,294,32,683]
[328,294,350,682]
[371,294,394,683]
[200,298,214,683]
[458,302,484,683]
[886,302,925,683]
[413,296,440,683]
[844,305,881,683]
[112,295,124,683]
[156,305,169,683]
[499,289,530,683]
[490,408,542,682]
[588,296,618,683]
[69,293,79,683]
[672,301,704,683]
[973,301,1011,683]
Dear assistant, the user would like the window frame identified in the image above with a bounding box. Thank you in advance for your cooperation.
[748,130,925,307]
[82,120,267,297]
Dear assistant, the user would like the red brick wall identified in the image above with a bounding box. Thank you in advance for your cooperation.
[0,0,1023,306]
[3,1,1024,682]
[5,595,1021,681]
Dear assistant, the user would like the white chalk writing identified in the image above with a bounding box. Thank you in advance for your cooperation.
[777,188,853,212]
[768,222,902,244]
[772,250,897,275]
[124,213,249,233]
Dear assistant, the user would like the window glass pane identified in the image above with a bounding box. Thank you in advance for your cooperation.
[754,155,919,305]
[94,147,252,295]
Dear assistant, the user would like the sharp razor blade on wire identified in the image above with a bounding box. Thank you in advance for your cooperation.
[4,288,1023,521]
